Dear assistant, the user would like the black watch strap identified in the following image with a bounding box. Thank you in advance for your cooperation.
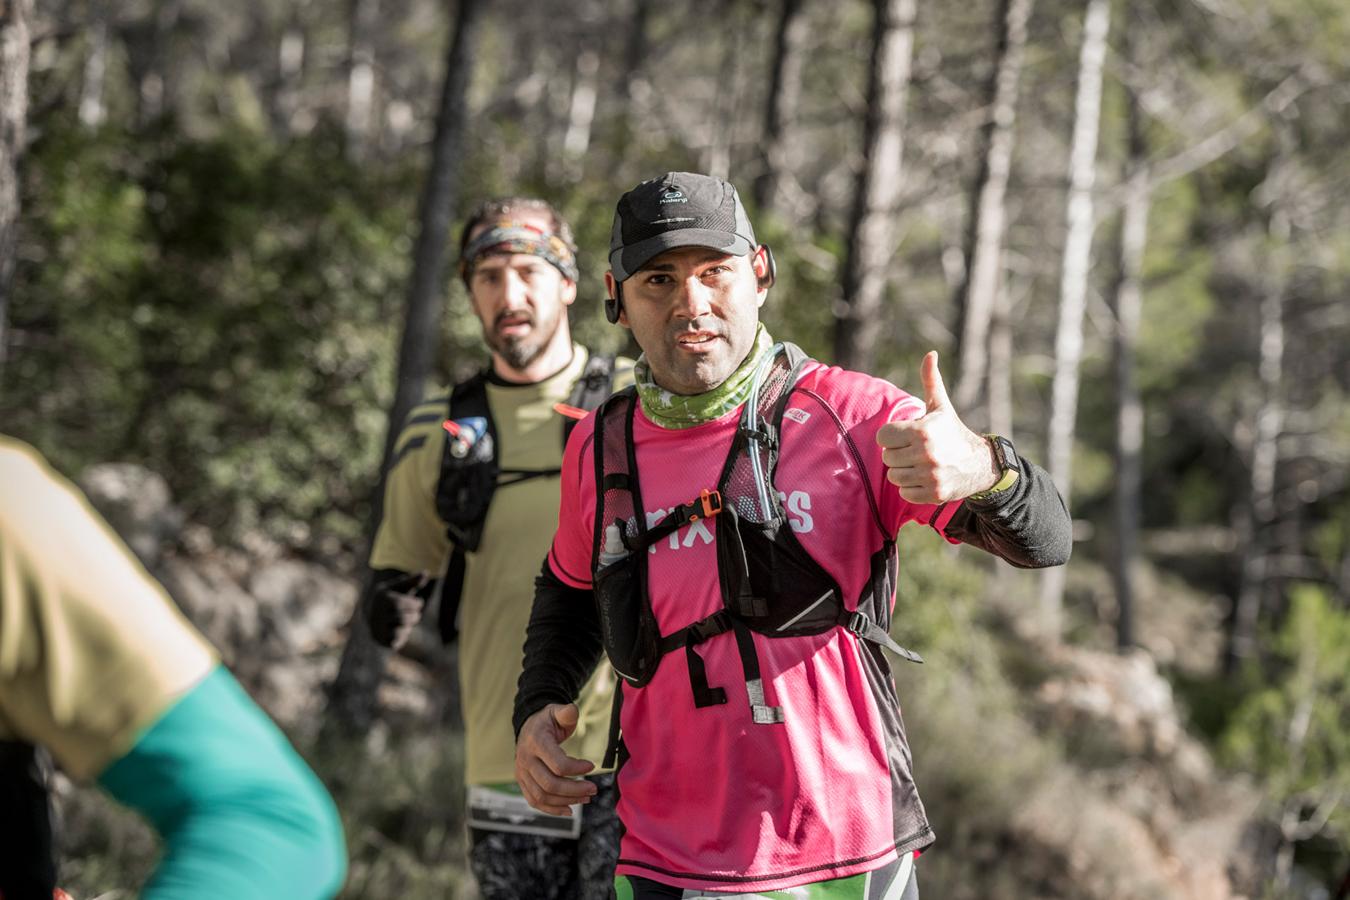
[968,434,1020,501]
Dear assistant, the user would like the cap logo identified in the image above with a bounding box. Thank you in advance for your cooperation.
[660,189,687,204]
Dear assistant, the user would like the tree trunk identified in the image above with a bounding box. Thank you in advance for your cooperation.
[271,12,307,137]
[703,0,748,181]
[1227,209,1288,673]
[951,0,1033,419]
[753,0,808,217]
[344,0,380,160]
[623,0,652,98]
[834,0,916,372]
[611,0,653,166]
[78,8,108,128]
[1038,0,1109,638]
[326,0,486,734]
[0,0,31,378]
[1110,29,1150,651]
[986,277,1015,438]
[133,0,182,126]
[560,49,599,179]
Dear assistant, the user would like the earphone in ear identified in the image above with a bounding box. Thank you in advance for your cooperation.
[757,244,777,289]
[605,282,624,324]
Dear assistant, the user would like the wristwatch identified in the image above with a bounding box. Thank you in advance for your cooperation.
[968,434,1020,501]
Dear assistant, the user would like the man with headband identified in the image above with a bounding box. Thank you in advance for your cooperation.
[365,197,631,899]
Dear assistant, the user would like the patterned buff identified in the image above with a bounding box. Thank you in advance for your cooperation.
[635,323,774,430]
[459,220,579,283]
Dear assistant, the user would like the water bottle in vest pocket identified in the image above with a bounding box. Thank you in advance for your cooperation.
[594,519,662,686]
[435,416,495,551]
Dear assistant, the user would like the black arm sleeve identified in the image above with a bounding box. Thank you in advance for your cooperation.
[943,455,1073,568]
[512,560,605,740]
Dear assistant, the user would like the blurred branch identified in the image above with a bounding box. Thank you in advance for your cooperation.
[1095,71,1313,227]
[1283,789,1344,842]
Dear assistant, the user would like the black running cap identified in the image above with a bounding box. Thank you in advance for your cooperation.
[608,172,757,282]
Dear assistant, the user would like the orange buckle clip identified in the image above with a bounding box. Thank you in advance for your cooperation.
[691,488,722,521]
[553,402,588,421]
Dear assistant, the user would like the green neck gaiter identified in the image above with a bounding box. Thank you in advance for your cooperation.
[635,324,774,430]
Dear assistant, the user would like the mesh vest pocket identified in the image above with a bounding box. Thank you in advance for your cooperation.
[435,431,496,551]
[718,513,842,635]
[594,553,660,686]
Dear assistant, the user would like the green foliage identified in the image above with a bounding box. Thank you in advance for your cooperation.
[53,786,159,894]
[5,118,420,554]
[1221,584,1350,852]
[315,728,475,899]
[891,531,1065,898]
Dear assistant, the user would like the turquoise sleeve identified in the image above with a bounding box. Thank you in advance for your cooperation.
[97,665,347,899]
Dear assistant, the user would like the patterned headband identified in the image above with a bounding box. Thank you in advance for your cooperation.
[459,220,579,283]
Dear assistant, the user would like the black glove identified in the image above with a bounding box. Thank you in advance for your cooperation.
[366,570,432,650]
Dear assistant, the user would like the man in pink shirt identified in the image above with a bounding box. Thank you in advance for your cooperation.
[514,172,1071,899]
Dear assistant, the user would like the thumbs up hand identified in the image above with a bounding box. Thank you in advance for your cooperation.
[876,351,1000,505]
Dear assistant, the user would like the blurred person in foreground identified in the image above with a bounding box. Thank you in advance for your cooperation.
[0,435,347,899]
[513,172,1073,899]
[364,197,631,899]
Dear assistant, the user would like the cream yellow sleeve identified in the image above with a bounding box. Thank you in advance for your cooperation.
[612,356,638,392]
[0,438,217,780]
[368,399,453,575]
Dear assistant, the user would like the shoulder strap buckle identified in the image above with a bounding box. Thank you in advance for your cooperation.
[841,610,925,665]
[689,609,733,643]
[843,610,870,638]
[741,422,777,449]
[694,488,722,520]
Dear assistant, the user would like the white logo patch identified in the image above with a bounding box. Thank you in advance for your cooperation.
[783,408,811,425]
[641,490,815,554]
[661,189,687,204]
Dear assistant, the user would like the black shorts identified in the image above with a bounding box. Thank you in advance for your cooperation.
[469,773,621,900]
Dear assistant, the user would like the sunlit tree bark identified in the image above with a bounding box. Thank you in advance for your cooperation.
[753,0,808,217]
[1039,0,1109,638]
[78,7,108,128]
[951,0,1033,420]
[1228,188,1289,674]
[834,0,916,372]
[0,0,31,378]
[1110,19,1150,650]
[345,0,380,159]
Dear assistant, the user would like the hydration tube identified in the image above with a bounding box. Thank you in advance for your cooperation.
[744,343,784,521]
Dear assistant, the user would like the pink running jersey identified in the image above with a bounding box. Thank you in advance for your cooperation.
[548,361,960,893]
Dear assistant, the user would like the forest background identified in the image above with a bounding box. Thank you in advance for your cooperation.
[0,0,1347,897]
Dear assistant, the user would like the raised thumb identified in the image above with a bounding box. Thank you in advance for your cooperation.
[920,351,952,414]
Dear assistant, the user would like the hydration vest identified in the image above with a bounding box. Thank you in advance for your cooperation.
[590,343,922,766]
[431,352,617,642]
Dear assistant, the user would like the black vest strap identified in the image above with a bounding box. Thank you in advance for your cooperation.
[731,617,785,724]
[434,352,617,642]
[602,676,625,770]
[837,609,925,664]
[657,610,732,709]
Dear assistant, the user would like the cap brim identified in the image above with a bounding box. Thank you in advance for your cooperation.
[610,229,755,282]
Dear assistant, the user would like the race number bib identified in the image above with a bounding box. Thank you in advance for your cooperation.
[466,784,583,839]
